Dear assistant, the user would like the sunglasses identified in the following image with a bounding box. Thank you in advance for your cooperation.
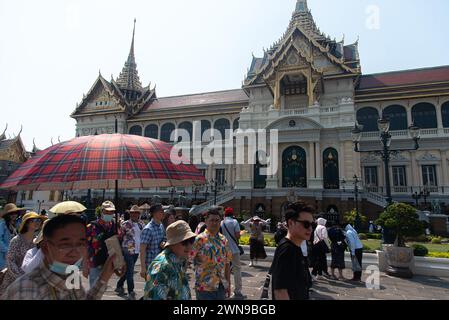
[294,220,315,229]
[181,237,195,246]
[30,218,42,223]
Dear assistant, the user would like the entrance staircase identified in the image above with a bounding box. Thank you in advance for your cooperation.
[189,189,235,215]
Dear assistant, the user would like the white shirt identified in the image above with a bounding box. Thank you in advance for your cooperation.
[22,247,44,274]
[300,241,308,257]
[132,222,142,254]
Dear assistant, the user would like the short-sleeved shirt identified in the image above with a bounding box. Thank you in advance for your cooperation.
[220,217,241,255]
[140,220,165,269]
[144,249,191,300]
[190,230,232,292]
[271,238,309,300]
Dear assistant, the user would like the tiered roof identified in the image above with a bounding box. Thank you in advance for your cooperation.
[245,0,360,86]
[71,20,156,118]
[116,19,143,93]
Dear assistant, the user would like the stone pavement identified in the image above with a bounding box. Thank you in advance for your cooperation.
[86,258,449,300]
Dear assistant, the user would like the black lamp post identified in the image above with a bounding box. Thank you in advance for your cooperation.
[193,187,199,202]
[421,186,430,208]
[204,185,209,202]
[412,191,422,208]
[169,187,176,204]
[37,200,44,213]
[211,179,218,206]
[352,118,421,206]
[342,175,361,232]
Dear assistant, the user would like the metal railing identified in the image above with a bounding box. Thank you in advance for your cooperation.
[189,189,235,215]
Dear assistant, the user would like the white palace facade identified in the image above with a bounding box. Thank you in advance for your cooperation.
[64,0,449,223]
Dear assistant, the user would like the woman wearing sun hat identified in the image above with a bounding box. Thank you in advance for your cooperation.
[0,204,27,269]
[241,216,269,267]
[0,212,46,292]
[143,220,197,300]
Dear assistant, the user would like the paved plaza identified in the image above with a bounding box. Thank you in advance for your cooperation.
[90,258,449,301]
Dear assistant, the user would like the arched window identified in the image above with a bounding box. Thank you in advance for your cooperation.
[233,118,240,131]
[178,121,193,141]
[214,118,230,140]
[323,148,339,189]
[356,107,379,132]
[254,151,267,189]
[382,105,408,130]
[144,124,158,139]
[282,146,307,188]
[160,123,175,142]
[129,125,142,136]
[442,101,449,128]
[201,120,211,141]
[412,103,437,129]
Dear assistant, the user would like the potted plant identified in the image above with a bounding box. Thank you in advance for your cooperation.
[375,203,426,278]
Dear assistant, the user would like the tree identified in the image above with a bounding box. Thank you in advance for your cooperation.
[375,203,426,247]
[343,209,367,227]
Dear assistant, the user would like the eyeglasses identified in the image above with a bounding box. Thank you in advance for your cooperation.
[48,241,87,254]
[294,220,314,229]
[181,238,195,246]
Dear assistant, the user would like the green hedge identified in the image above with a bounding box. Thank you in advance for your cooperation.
[412,244,429,257]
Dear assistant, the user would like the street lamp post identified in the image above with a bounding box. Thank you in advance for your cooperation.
[342,175,362,232]
[204,185,209,202]
[422,186,430,209]
[169,187,176,205]
[352,118,421,206]
[37,200,44,213]
[211,179,218,206]
[352,118,421,244]
[412,191,422,208]
[193,187,199,202]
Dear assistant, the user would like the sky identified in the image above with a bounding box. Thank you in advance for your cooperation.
[1,0,448,151]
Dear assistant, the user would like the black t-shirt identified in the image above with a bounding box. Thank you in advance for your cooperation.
[271,238,309,300]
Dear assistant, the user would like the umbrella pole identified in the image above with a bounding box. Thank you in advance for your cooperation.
[115,179,119,234]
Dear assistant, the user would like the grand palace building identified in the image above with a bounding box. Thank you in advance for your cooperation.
[23,0,447,225]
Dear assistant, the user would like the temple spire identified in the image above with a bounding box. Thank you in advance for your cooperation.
[295,0,308,13]
[116,18,143,97]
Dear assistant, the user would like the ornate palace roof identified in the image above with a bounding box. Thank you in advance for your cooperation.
[0,126,29,163]
[244,0,360,86]
[71,20,156,118]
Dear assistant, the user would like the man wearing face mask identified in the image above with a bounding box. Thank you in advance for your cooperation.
[86,201,117,288]
[1,214,117,300]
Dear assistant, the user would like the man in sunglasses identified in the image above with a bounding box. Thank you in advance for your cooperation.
[271,201,314,300]
[143,220,196,300]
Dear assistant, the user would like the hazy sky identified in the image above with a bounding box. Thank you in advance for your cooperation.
[1,0,448,151]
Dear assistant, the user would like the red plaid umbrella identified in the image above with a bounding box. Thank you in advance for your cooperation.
[0,134,205,191]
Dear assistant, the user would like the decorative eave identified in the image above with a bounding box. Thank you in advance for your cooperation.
[70,74,127,118]
[244,25,359,87]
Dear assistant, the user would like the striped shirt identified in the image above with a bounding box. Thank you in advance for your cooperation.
[0,262,107,300]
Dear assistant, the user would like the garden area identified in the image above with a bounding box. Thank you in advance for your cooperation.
[237,203,449,258]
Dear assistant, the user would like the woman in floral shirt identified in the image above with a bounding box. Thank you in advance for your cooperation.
[190,208,232,300]
[144,220,196,300]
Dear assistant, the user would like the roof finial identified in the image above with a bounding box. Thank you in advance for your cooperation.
[17,125,23,137]
[58,136,61,143]
[0,123,7,140]
[51,137,54,146]
[295,0,308,13]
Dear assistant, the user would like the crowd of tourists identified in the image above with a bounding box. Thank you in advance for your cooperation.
[0,199,364,300]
